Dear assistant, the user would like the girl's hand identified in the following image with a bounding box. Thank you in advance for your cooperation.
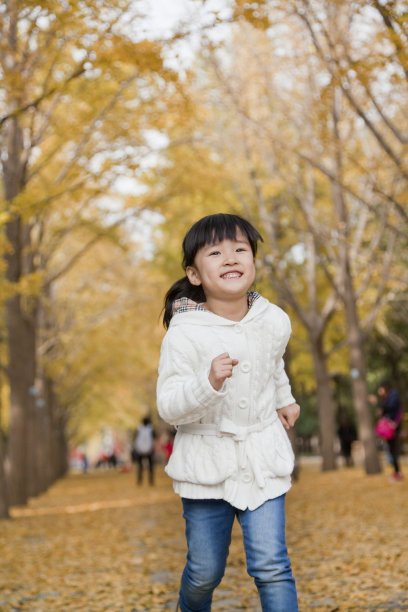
[209,352,239,391]
[277,403,300,430]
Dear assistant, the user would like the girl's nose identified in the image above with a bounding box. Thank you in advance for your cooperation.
[224,251,237,264]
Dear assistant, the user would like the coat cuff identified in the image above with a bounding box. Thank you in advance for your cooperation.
[190,369,228,407]
[276,389,296,409]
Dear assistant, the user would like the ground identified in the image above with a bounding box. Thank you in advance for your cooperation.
[0,458,407,611]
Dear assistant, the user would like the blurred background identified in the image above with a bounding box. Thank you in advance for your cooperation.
[1,0,407,516]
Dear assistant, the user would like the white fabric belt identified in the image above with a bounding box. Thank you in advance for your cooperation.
[178,412,278,442]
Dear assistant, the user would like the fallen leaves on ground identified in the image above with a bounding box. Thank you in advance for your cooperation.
[0,459,407,611]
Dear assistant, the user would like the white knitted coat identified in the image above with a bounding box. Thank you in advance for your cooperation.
[156,294,296,510]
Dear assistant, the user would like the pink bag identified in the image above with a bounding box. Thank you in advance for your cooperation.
[375,417,396,440]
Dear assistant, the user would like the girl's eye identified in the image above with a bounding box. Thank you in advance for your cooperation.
[209,250,220,256]
[236,248,246,252]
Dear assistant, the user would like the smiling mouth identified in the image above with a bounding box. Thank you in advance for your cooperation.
[221,272,242,279]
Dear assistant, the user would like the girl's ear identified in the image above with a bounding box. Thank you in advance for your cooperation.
[186,266,201,286]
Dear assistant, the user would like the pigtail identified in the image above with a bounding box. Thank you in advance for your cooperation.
[163,276,206,329]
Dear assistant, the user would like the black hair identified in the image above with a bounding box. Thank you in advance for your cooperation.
[162,213,263,328]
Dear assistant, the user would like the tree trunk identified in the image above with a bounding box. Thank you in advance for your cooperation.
[304,221,337,471]
[43,376,59,488]
[28,353,51,497]
[26,396,40,499]
[55,422,69,480]
[5,291,37,504]
[3,117,37,505]
[310,337,337,470]
[0,404,9,518]
[28,394,50,497]
[331,89,381,475]
[344,284,382,474]
[37,400,53,494]
[335,218,381,474]
[46,380,69,482]
[0,447,9,518]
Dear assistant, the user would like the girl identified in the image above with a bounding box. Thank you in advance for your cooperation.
[157,213,300,612]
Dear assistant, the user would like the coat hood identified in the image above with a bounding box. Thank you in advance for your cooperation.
[169,293,270,328]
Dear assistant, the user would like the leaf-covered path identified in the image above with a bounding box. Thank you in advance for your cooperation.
[1,461,407,611]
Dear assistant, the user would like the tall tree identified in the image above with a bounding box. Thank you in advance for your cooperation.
[0,381,9,518]
[151,6,407,472]
[0,0,175,508]
[210,6,407,473]
[291,0,408,229]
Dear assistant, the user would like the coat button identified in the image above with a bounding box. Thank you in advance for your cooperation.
[241,361,251,373]
[235,323,243,333]
[242,472,252,483]
[238,398,248,409]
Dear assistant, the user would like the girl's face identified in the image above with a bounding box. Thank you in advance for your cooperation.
[185,229,256,302]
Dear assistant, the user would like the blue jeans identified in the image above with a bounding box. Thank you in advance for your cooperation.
[179,495,298,612]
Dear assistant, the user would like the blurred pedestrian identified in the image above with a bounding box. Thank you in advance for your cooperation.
[133,417,155,485]
[81,452,89,473]
[373,380,403,482]
[337,417,356,467]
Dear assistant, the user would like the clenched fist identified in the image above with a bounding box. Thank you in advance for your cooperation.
[277,403,300,430]
[209,352,239,391]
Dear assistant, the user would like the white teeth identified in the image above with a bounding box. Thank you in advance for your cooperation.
[222,272,242,279]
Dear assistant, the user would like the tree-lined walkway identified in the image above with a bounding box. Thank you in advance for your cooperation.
[1,462,407,611]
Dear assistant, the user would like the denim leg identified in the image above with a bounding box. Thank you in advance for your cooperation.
[238,495,298,612]
[179,498,236,612]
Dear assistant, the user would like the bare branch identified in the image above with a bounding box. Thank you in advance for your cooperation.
[359,78,408,144]
[340,85,408,180]
[371,0,408,80]
[0,63,86,127]
[296,2,408,180]
[355,214,388,298]
[361,231,397,332]
[55,75,138,184]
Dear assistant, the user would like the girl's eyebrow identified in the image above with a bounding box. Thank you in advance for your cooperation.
[206,238,249,247]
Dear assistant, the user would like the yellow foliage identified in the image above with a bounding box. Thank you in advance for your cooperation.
[16,271,44,297]
[0,0,181,441]
[42,231,165,442]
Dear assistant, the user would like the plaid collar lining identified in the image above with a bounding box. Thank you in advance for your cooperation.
[172,291,260,316]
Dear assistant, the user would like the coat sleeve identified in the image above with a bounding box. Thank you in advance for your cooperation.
[273,312,296,409]
[156,329,227,426]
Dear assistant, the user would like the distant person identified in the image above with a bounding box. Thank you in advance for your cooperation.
[81,452,89,474]
[337,417,356,467]
[157,214,300,611]
[133,417,155,485]
[374,381,403,483]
